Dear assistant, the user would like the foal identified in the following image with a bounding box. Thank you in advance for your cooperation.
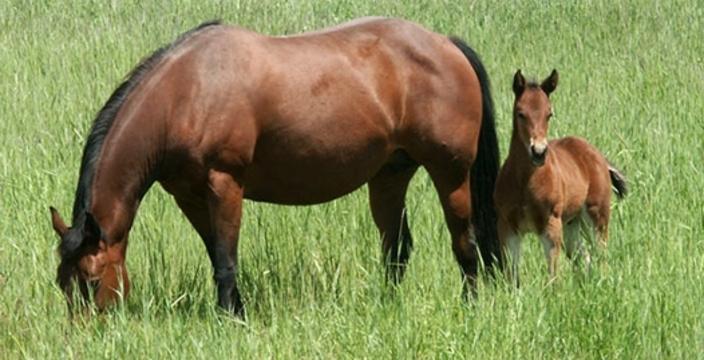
[494,70,627,284]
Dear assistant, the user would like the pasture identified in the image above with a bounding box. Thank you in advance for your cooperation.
[1,0,703,357]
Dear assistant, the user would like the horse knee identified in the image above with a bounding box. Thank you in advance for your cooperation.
[452,231,479,270]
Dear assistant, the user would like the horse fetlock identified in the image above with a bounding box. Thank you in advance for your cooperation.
[213,266,236,284]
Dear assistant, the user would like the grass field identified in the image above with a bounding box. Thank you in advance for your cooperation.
[2,0,703,358]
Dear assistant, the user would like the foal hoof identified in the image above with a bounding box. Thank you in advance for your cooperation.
[217,298,246,319]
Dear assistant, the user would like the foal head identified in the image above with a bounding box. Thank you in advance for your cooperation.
[512,69,559,166]
[50,207,129,311]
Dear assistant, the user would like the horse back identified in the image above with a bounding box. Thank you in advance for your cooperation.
[261,17,484,147]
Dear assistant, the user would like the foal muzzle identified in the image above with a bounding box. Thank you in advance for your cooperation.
[530,140,548,166]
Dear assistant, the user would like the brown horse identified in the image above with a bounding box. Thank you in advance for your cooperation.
[49,17,502,315]
[494,70,627,285]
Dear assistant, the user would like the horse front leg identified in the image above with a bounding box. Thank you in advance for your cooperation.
[498,217,521,287]
[205,169,245,315]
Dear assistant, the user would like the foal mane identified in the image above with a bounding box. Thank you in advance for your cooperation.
[62,20,221,258]
[525,81,541,89]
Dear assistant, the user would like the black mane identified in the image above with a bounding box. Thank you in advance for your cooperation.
[62,20,221,258]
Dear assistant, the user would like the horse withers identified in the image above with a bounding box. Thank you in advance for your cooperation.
[494,69,627,285]
[49,18,502,315]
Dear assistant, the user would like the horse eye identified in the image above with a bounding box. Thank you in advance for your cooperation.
[517,113,526,120]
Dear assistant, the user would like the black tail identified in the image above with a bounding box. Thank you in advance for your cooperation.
[608,163,628,199]
[449,37,502,272]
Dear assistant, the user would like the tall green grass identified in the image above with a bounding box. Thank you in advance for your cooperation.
[1,0,703,358]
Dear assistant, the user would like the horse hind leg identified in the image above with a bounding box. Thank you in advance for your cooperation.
[424,162,479,297]
[564,211,592,271]
[368,151,418,284]
[586,203,610,261]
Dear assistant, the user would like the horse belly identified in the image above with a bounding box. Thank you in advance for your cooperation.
[241,133,391,205]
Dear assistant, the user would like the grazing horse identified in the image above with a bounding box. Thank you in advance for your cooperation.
[494,70,627,285]
[49,17,502,315]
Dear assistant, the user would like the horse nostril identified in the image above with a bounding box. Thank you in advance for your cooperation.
[531,144,547,157]
[530,144,547,165]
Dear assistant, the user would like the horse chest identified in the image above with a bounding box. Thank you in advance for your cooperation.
[509,186,554,235]
[514,204,542,234]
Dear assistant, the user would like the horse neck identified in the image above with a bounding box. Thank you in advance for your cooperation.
[87,110,162,243]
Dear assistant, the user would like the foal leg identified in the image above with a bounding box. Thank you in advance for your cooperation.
[564,216,591,270]
[368,158,418,283]
[498,218,521,287]
[540,214,563,280]
[586,203,610,268]
[204,169,245,315]
[587,204,610,250]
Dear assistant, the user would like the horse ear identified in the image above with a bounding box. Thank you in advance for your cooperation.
[50,206,69,237]
[513,69,526,97]
[83,211,103,244]
[541,69,559,96]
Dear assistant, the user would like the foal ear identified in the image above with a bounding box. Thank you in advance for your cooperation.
[541,69,559,96]
[50,206,69,237]
[83,211,103,243]
[513,69,526,97]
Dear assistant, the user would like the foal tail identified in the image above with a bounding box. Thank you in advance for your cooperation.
[449,37,502,271]
[608,163,628,199]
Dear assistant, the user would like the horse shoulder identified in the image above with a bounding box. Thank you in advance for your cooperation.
[157,29,263,166]
[495,163,530,230]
